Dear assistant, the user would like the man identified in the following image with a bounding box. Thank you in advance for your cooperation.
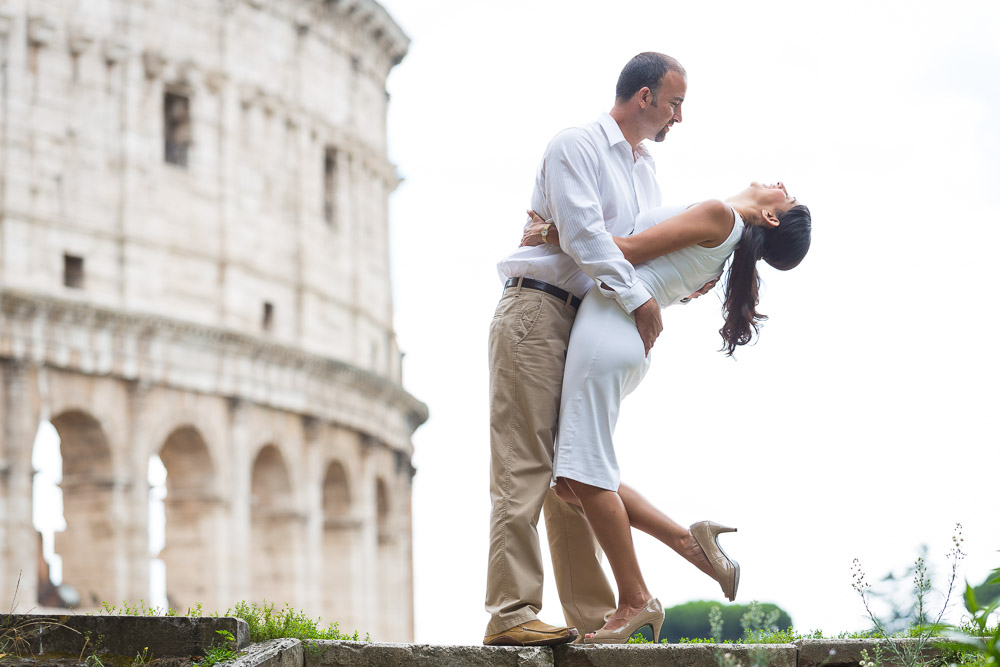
[484,52,688,647]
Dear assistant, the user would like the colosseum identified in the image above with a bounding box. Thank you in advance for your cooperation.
[0,0,425,642]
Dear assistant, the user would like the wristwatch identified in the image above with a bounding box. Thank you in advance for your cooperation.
[540,223,552,243]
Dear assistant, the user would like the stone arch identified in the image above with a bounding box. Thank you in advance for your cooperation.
[250,444,300,605]
[158,425,217,613]
[250,444,292,512]
[147,410,224,472]
[322,460,351,517]
[248,436,301,510]
[321,459,356,626]
[48,410,115,608]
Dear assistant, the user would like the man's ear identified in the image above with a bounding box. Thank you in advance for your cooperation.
[761,209,781,228]
[637,86,652,108]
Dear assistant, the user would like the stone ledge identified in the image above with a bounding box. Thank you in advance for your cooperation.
[232,638,303,667]
[302,640,554,666]
[0,617,951,667]
[554,642,796,667]
[794,638,943,667]
[0,614,249,658]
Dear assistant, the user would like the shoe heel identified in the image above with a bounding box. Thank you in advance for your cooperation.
[650,598,664,643]
[710,523,737,536]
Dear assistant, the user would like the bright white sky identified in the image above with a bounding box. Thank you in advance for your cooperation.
[376,0,1000,645]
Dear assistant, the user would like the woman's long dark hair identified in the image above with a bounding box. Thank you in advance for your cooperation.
[719,204,811,356]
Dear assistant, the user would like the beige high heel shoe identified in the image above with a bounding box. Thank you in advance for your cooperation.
[691,520,740,602]
[583,597,664,644]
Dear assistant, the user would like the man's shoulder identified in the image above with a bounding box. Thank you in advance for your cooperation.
[546,121,603,158]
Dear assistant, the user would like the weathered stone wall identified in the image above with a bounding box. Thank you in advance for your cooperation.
[0,616,947,667]
[0,0,422,643]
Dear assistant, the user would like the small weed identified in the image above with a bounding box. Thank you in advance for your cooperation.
[2,573,75,658]
[131,645,152,667]
[741,600,781,643]
[934,556,1000,667]
[195,644,238,667]
[83,653,106,667]
[99,600,162,617]
[193,629,240,667]
[852,524,968,667]
[78,631,107,667]
[709,604,724,642]
[717,651,741,667]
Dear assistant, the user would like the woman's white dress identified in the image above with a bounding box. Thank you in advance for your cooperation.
[551,204,745,491]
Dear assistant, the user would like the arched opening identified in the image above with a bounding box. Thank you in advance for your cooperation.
[32,421,70,607]
[148,454,167,611]
[249,444,296,605]
[42,411,114,608]
[321,461,354,625]
[159,425,215,613]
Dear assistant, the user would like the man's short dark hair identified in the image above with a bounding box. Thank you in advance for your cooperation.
[615,52,686,102]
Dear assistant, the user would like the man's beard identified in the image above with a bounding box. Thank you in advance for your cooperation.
[654,125,669,142]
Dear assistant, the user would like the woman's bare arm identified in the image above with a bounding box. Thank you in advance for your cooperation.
[522,201,734,265]
[614,200,734,264]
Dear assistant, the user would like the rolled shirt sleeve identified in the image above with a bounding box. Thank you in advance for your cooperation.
[541,130,653,313]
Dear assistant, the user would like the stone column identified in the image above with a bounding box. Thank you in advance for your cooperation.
[225,397,252,605]
[397,460,416,641]
[374,452,411,642]
[356,433,379,637]
[302,417,324,617]
[121,380,152,602]
[1,359,40,609]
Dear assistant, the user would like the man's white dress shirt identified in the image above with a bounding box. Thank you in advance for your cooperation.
[497,113,661,313]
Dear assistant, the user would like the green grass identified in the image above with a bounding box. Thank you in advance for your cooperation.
[224,601,368,643]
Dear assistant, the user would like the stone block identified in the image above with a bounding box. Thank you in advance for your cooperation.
[795,638,943,667]
[232,638,303,667]
[553,642,797,667]
[1,614,249,658]
[303,640,554,667]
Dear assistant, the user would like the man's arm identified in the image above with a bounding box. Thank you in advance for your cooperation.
[539,130,661,353]
[541,131,653,313]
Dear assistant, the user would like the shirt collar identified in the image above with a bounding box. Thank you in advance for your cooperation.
[598,112,652,162]
[597,113,629,149]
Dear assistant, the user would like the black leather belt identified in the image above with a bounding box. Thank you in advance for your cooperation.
[504,277,582,309]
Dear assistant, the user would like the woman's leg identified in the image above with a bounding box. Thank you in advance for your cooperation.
[554,478,715,579]
[616,483,715,578]
[564,479,653,633]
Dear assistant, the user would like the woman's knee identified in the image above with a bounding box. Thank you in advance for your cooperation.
[553,478,577,505]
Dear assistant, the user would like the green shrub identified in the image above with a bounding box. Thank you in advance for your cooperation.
[225,601,368,643]
[659,600,793,643]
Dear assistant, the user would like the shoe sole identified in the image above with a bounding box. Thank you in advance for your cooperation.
[484,631,579,647]
[715,539,740,601]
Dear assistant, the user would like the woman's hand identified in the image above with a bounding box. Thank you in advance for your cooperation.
[520,210,559,247]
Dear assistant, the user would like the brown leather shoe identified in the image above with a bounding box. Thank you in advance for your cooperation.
[483,619,579,646]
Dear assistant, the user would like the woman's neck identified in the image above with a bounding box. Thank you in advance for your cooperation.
[723,195,762,227]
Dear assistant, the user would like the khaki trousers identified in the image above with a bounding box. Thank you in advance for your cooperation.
[484,284,616,636]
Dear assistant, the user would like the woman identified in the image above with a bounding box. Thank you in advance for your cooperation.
[520,181,811,643]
